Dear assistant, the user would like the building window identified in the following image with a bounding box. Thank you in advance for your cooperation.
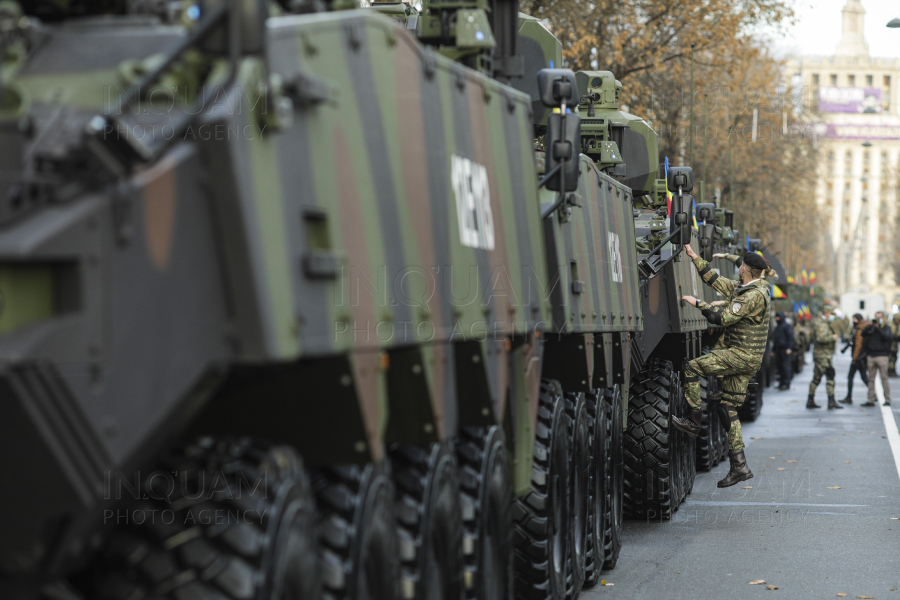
[831,74,838,85]
[813,73,820,85]
[849,75,856,86]
[885,75,892,87]
[883,152,888,164]
[864,151,870,164]
[867,75,873,86]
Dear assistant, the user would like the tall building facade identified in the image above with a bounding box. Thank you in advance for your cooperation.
[787,0,900,302]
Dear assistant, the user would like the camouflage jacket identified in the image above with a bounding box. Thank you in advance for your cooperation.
[812,319,837,360]
[692,256,771,365]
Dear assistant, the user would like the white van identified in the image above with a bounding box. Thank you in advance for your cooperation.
[840,293,886,320]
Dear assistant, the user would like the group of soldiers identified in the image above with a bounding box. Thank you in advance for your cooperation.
[806,308,900,408]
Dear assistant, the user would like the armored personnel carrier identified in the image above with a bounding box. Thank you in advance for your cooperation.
[0,2,778,599]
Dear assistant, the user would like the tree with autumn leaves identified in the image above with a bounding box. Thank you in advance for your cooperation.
[521,0,829,286]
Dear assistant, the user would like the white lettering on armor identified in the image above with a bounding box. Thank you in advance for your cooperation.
[608,232,623,283]
[451,155,495,251]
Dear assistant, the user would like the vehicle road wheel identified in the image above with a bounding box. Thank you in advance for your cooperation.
[314,462,401,600]
[563,392,590,598]
[457,426,514,600]
[624,359,680,520]
[738,373,764,422]
[390,443,465,600]
[513,380,569,600]
[602,385,624,570]
[582,390,607,588]
[92,437,321,600]
[696,374,716,472]
[676,370,695,497]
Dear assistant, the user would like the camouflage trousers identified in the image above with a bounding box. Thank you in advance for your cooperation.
[808,356,835,397]
[684,349,757,452]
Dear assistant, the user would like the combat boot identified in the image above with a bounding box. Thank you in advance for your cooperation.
[827,395,844,410]
[671,409,702,437]
[806,394,821,409]
[717,449,753,488]
[839,395,853,404]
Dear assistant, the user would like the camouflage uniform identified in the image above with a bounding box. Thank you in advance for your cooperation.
[683,256,771,452]
[889,315,900,376]
[808,318,837,399]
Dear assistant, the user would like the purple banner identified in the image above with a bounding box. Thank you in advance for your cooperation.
[811,122,900,140]
[818,86,882,113]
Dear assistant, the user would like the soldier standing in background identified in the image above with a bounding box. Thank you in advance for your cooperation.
[862,311,892,407]
[839,313,869,404]
[889,313,900,378]
[673,246,775,488]
[772,312,793,390]
[808,307,843,410]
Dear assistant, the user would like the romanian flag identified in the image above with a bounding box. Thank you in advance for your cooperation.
[801,267,808,286]
[772,285,787,299]
[664,157,673,217]
[809,270,817,285]
[787,275,795,284]
[793,300,800,315]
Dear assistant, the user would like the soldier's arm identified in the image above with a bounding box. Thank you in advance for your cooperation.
[724,254,742,265]
[692,256,736,297]
[700,289,762,327]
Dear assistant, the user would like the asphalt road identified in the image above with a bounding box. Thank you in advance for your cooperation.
[585,348,900,599]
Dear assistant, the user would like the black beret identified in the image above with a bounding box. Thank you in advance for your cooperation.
[743,252,767,270]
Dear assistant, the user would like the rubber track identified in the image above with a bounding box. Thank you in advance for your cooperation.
[93,438,314,600]
[513,380,569,600]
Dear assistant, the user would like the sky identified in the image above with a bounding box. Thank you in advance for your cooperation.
[777,0,900,58]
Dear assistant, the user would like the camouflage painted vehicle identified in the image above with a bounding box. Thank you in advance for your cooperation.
[0,2,639,600]
[0,2,787,599]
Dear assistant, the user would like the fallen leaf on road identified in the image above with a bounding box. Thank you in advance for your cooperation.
[845,461,851,463]
[777,468,786,471]
[857,596,874,599]
[769,456,776,459]
[787,460,798,463]
[749,580,766,585]
[836,594,847,597]
[742,486,753,489]
[674,571,680,574]
[766,585,779,590]
[751,437,763,440]
[827,486,841,489]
